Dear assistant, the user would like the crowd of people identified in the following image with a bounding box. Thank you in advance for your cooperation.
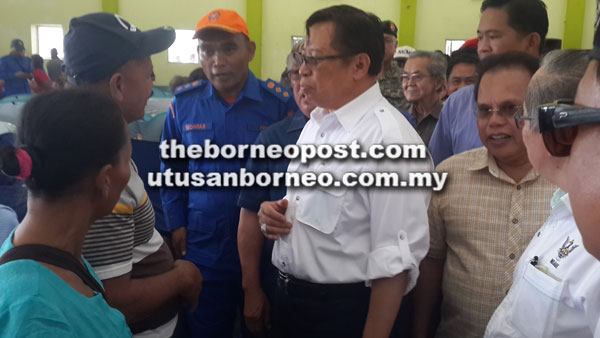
[1,0,600,337]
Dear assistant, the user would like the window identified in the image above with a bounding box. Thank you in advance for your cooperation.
[32,25,64,59]
[445,39,466,55]
[168,29,198,64]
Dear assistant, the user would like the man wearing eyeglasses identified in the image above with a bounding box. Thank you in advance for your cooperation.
[401,51,447,145]
[257,5,431,338]
[412,52,556,338]
[428,0,549,165]
[160,9,297,337]
[484,49,600,338]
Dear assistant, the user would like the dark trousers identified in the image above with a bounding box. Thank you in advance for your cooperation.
[271,272,371,338]
[184,280,243,338]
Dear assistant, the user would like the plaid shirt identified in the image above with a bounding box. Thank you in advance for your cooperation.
[428,147,556,338]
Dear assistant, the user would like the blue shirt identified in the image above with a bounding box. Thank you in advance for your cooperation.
[160,71,296,280]
[0,55,32,96]
[237,109,308,212]
[0,132,27,221]
[0,232,132,338]
[428,85,482,165]
[0,205,18,244]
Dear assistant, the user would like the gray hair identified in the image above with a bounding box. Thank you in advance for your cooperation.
[525,49,590,130]
[407,50,448,82]
[286,40,306,71]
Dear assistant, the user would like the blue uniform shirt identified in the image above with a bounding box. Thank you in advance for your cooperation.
[428,85,482,165]
[160,71,296,280]
[237,109,308,212]
[0,55,32,96]
[237,109,308,294]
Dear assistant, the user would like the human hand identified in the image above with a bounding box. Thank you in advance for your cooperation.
[243,287,271,336]
[171,226,187,258]
[258,199,291,240]
[174,259,202,312]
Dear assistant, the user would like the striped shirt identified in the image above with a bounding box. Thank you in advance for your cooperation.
[83,161,171,280]
[428,147,556,338]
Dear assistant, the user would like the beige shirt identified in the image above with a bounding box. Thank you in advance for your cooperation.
[428,147,556,338]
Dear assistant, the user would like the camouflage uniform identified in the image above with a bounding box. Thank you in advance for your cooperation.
[379,62,410,111]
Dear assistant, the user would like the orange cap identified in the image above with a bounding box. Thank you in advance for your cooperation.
[193,9,249,39]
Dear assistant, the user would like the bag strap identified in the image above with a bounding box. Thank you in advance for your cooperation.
[0,244,105,297]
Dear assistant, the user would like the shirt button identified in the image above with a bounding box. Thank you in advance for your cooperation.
[320,132,325,137]
[282,261,286,267]
[509,253,516,260]
[516,185,521,190]
[537,232,541,237]
[512,218,518,224]
[295,196,300,201]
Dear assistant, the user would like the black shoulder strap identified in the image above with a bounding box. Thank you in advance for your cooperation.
[0,244,105,297]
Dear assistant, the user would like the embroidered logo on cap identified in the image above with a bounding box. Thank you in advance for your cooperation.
[208,11,221,22]
[114,14,137,32]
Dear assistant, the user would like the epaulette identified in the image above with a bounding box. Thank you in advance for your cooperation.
[174,80,207,96]
[374,105,403,142]
[260,79,292,102]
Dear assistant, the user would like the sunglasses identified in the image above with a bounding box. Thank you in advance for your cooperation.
[514,99,600,157]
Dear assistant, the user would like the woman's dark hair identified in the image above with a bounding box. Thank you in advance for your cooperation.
[306,5,384,76]
[0,89,127,199]
[31,54,44,70]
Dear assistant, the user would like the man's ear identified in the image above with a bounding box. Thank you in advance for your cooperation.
[352,53,371,80]
[526,33,542,55]
[108,72,124,103]
[248,40,256,63]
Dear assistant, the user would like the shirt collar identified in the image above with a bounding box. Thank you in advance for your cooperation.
[550,188,572,213]
[287,109,309,133]
[205,70,262,102]
[408,101,443,122]
[334,82,382,132]
[467,147,539,184]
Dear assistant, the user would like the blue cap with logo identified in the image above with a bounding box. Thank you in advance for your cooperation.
[10,39,25,51]
[64,13,175,84]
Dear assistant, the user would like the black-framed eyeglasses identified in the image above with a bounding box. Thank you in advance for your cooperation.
[292,52,355,69]
[521,99,600,157]
[514,113,533,129]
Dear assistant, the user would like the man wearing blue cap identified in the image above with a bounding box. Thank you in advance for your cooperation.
[63,13,202,338]
[0,39,33,97]
[160,8,296,337]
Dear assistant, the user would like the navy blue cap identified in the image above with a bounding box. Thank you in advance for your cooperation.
[381,20,398,38]
[10,39,25,51]
[64,13,175,84]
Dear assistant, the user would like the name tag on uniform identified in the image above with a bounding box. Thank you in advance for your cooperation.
[185,122,213,131]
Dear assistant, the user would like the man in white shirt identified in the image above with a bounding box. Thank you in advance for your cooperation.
[484,49,600,338]
[257,5,431,338]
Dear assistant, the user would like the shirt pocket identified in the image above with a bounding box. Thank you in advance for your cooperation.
[509,262,565,338]
[295,186,346,234]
